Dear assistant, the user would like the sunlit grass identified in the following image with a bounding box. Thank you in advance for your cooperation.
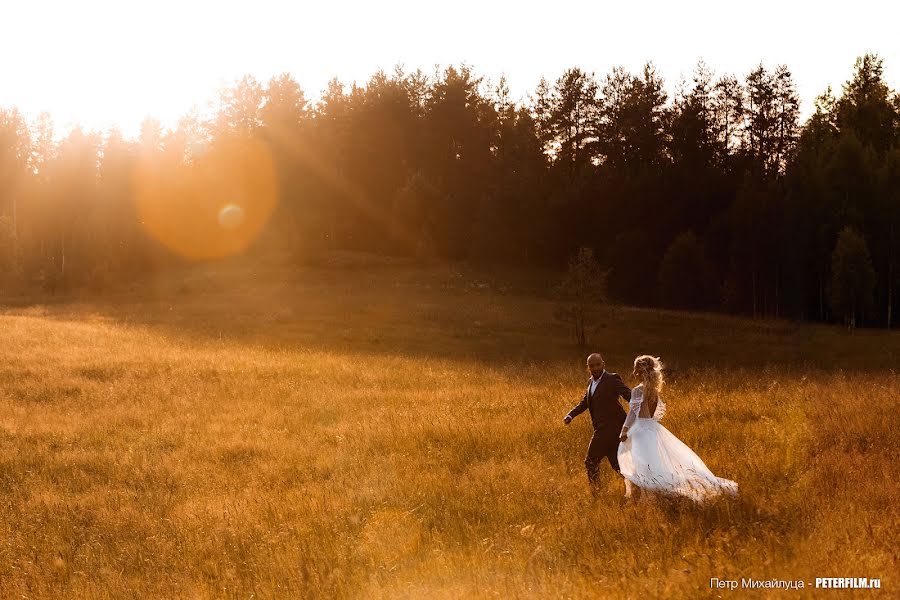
[1,259,897,598]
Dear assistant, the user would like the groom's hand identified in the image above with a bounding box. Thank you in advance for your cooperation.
[563,415,572,425]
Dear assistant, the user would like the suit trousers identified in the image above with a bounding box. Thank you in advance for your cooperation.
[584,428,620,484]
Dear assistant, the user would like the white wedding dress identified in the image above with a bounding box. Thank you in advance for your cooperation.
[617,384,738,502]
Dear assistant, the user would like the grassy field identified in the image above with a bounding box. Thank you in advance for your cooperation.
[1,256,897,598]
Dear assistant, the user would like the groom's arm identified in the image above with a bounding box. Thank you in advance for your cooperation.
[614,374,632,401]
[563,390,589,424]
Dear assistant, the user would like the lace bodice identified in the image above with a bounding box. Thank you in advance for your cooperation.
[622,384,666,430]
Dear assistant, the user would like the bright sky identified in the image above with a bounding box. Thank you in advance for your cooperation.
[2,0,897,139]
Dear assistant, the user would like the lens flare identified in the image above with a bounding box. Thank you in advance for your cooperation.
[218,204,245,229]
[134,136,278,260]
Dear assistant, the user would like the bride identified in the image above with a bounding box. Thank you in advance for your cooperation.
[617,355,738,502]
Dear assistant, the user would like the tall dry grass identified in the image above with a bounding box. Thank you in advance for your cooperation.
[0,259,897,598]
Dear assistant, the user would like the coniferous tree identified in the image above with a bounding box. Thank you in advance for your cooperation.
[829,226,876,329]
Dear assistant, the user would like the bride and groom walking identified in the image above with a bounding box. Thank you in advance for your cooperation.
[564,353,738,502]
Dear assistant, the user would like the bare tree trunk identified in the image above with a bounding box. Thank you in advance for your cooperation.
[752,269,758,318]
[574,98,580,169]
[724,112,730,155]
[819,267,824,321]
[12,194,17,260]
[889,224,894,330]
[889,261,893,330]
[775,263,780,319]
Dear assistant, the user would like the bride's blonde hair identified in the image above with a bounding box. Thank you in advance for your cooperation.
[634,355,664,400]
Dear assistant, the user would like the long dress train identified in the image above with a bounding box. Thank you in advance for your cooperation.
[617,385,738,502]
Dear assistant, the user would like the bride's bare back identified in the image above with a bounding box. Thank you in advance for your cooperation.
[638,387,659,418]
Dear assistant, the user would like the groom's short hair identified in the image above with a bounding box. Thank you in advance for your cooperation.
[587,353,603,363]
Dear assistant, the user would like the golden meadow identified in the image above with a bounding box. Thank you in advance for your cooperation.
[1,257,897,598]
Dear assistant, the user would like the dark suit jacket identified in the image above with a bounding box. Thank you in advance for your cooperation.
[566,372,632,436]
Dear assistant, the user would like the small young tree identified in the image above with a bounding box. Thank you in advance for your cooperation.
[555,247,607,347]
[829,226,876,330]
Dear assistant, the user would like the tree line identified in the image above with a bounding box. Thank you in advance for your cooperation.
[1,54,898,327]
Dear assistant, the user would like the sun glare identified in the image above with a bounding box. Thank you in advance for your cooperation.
[134,137,278,259]
[2,0,896,136]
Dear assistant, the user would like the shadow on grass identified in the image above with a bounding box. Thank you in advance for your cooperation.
[3,256,900,373]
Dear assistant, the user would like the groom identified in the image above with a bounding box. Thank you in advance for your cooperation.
[563,353,632,493]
